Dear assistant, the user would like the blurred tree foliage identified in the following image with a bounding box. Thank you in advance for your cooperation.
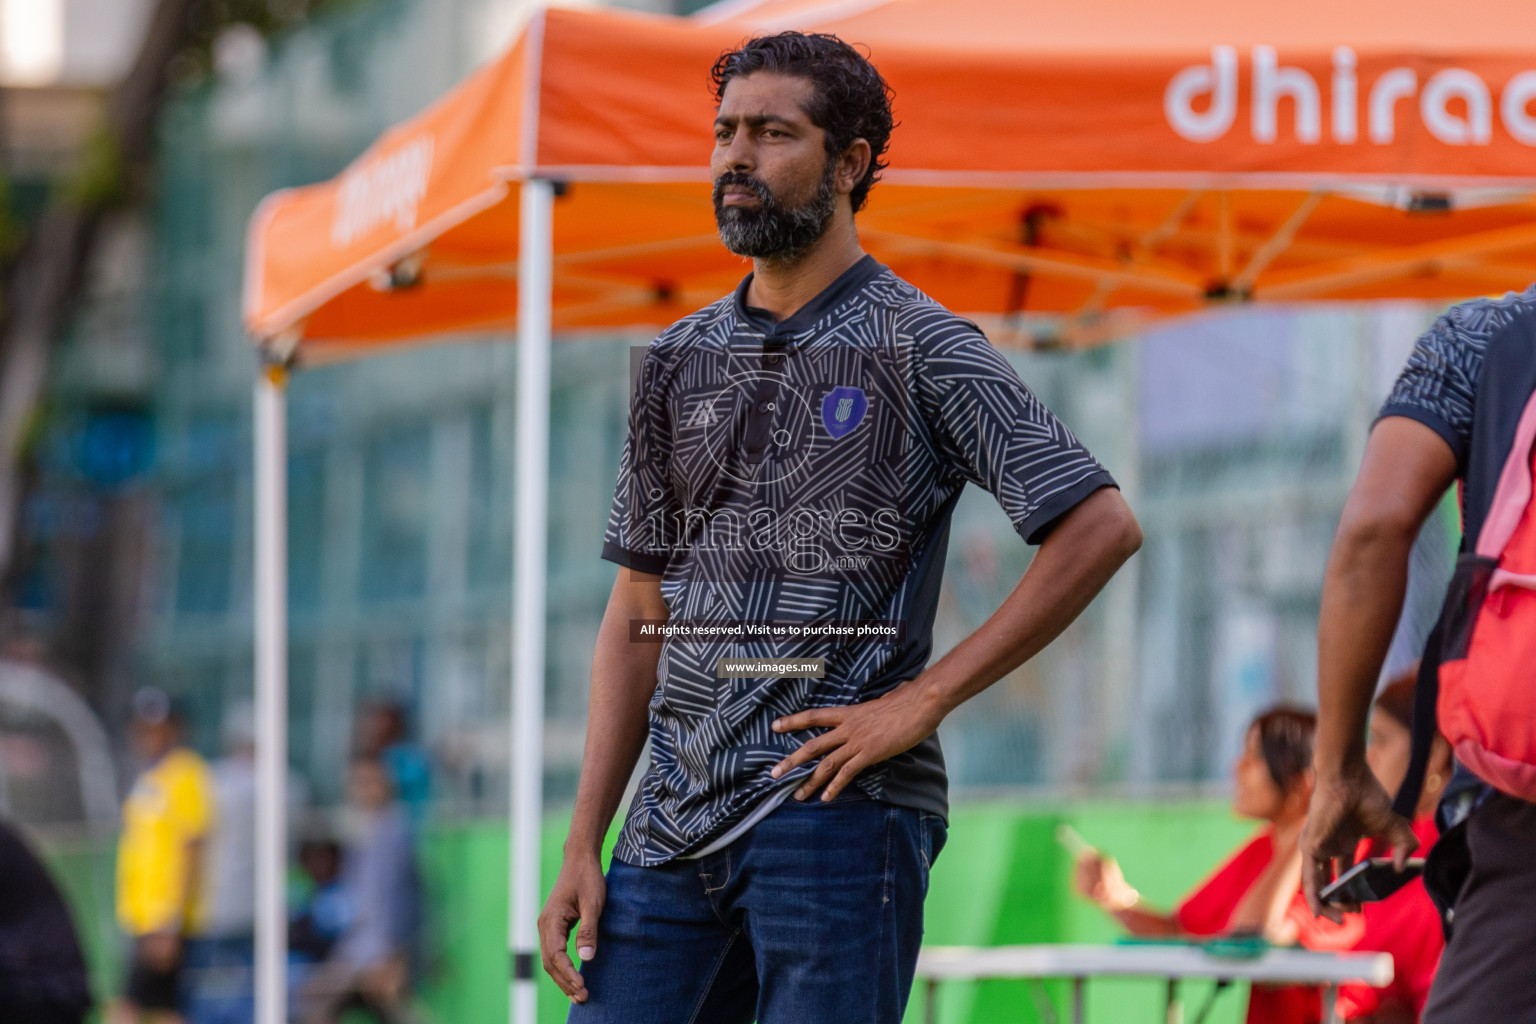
[0,0,358,606]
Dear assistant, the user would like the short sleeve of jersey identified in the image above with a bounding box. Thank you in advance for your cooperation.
[1377,310,1482,471]
[909,309,1117,544]
[601,345,682,574]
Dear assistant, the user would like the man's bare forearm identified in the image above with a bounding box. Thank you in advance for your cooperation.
[912,487,1142,717]
[1314,419,1456,778]
[1301,419,1455,915]
[1315,522,1414,775]
[563,571,666,859]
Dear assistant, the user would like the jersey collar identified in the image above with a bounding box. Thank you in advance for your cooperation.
[732,254,884,338]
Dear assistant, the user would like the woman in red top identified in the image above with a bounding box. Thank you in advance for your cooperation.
[1297,669,1449,1023]
[1074,706,1318,1024]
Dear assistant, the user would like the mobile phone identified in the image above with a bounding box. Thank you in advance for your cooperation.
[1319,857,1425,904]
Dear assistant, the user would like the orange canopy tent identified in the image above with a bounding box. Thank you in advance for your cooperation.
[246,0,1536,358]
[241,3,1536,1023]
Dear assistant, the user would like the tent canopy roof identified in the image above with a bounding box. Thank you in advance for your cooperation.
[245,0,1536,359]
[711,0,1536,52]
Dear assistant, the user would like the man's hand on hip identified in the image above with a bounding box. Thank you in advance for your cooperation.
[770,681,945,802]
[765,491,1142,806]
[538,852,607,1004]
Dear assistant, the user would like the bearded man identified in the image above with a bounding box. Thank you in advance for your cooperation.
[539,32,1143,1023]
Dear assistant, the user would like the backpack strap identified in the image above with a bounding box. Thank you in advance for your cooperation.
[1393,618,1445,819]
[1387,309,1536,819]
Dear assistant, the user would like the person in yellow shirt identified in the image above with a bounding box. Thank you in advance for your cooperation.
[111,689,214,1024]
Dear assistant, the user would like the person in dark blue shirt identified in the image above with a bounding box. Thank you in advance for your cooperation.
[1303,285,1536,1023]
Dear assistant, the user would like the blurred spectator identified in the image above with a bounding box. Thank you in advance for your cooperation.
[1073,706,1318,1023]
[288,837,350,1022]
[185,702,255,1024]
[297,758,420,1024]
[110,689,214,1024]
[1296,667,1449,1023]
[186,701,308,1024]
[290,838,349,966]
[354,702,431,820]
[0,816,91,1024]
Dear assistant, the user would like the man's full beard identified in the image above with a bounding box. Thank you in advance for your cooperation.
[713,159,837,264]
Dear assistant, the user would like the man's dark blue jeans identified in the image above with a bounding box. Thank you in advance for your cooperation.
[568,792,947,1024]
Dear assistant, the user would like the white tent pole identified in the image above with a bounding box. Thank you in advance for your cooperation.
[511,177,554,1024]
[253,361,289,1024]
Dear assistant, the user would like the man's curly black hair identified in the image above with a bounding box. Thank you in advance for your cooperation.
[710,33,895,213]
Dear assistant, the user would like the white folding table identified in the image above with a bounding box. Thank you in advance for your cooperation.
[915,944,1394,1024]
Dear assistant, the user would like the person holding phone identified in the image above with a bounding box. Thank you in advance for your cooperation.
[1074,706,1317,1024]
[1296,668,1449,1023]
[1301,289,1536,1024]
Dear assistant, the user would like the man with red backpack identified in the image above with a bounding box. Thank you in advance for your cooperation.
[1302,289,1536,1022]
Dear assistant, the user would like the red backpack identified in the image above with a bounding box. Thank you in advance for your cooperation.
[1396,309,1536,813]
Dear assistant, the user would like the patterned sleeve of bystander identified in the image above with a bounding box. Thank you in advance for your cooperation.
[1375,302,1499,474]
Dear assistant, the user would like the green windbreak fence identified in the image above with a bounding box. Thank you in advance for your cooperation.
[43,798,1260,1024]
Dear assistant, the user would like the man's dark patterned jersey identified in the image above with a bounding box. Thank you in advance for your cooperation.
[1378,285,1536,824]
[601,256,1116,866]
[1379,283,1536,471]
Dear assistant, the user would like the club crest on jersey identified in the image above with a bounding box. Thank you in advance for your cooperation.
[822,386,867,440]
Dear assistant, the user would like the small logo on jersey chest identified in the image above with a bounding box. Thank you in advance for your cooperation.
[822,386,867,440]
